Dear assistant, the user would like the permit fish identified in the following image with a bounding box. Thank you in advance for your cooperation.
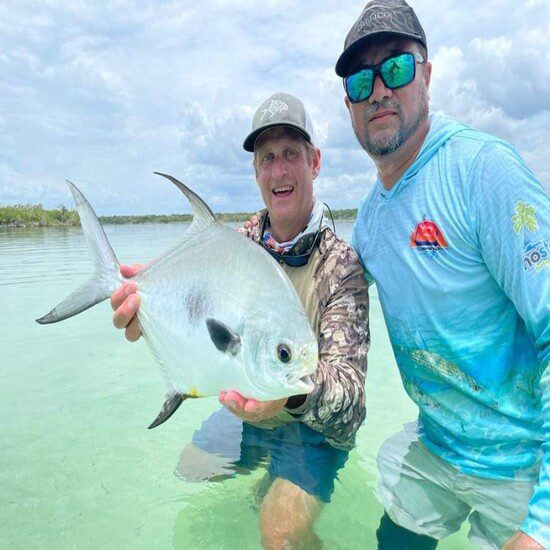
[36,173,318,428]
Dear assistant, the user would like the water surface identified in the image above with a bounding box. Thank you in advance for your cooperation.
[0,222,472,549]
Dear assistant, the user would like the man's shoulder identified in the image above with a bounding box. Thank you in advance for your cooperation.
[319,228,356,256]
[317,229,364,279]
[442,120,515,159]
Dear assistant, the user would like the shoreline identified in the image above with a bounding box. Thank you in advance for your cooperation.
[0,208,358,228]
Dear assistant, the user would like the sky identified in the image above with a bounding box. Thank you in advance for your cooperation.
[1,0,549,215]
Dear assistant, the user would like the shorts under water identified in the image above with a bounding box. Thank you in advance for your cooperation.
[176,407,349,503]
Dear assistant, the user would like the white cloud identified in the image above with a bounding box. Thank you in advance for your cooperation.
[0,0,547,214]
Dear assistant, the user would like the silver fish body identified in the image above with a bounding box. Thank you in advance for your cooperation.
[37,173,318,427]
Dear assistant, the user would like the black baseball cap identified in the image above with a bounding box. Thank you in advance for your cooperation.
[335,0,427,77]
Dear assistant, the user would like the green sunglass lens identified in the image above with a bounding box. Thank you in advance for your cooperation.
[346,69,374,103]
[345,52,417,102]
[381,53,415,88]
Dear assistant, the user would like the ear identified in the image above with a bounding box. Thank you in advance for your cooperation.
[253,158,260,184]
[344,94,352,112]
[312,147,321,179]
[206,318,241,356]
[423,61,432,90]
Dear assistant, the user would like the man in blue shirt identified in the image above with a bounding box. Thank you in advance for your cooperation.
[336,1,549,548]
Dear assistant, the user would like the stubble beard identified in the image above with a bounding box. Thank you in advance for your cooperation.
[355,89,429,157]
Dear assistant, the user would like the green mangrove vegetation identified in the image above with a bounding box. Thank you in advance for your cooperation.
[0,204,80,227]
[0,204,358,228]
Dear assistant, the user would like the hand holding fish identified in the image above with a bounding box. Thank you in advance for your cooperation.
[110,260,304,423]
[37,176,318,430]
[110,264,144,342]
[219,390,287,422]
[236,214,259,237]
[112,266,291,423]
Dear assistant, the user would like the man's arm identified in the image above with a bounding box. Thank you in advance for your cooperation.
[285,238,370,448]
[470,141,550,548]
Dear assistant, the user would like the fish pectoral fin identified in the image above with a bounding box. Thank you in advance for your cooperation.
[206,318,241,356]
[148,393,186,429]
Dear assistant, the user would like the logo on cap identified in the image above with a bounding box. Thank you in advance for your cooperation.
[260,100,289,121]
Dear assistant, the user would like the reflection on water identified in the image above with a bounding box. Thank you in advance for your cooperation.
[0,222,472,549]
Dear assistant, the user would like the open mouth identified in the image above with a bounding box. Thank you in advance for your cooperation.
[287,372,315,393]
[273,185,294,198]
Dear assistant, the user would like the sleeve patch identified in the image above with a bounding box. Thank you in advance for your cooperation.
[513,201,538,235]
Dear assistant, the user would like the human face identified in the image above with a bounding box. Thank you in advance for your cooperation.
[344,38,432,158]
[254,133,320,241]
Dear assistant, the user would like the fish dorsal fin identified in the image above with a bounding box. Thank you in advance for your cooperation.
[154,172,216,238]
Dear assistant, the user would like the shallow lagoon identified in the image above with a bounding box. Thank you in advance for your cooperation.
[0,221,472,549]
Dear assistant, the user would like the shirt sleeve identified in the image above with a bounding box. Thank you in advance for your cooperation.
[469,141,550,547]
[286,238,370,449]
[521,364,550,547]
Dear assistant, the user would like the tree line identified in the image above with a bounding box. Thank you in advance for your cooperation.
[0,204,358,227]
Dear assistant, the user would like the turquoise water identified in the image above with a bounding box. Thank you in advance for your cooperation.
[0,222,472,549]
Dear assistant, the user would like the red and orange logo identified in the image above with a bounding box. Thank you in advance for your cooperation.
[410,217,448,251]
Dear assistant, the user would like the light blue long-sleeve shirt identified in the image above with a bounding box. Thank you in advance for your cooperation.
[351,113,549,546]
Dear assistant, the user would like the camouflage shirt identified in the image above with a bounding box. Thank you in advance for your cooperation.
[245,210,370,449]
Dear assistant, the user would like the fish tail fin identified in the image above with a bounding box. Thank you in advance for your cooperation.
[36,180,121,324]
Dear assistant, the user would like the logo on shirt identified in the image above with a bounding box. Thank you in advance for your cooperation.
[523,239,550,272]
[512,201,537,235]
[410,216,448,255]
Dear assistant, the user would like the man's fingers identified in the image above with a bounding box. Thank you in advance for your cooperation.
[120,263,145,278]
[110,282,137,311]
[225,390,247,410]
[113,294,140,329]
[219,390,248,412]
[125,317,142,342]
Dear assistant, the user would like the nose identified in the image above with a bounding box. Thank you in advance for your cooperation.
[368,75,392,104]
[270,156,289,179]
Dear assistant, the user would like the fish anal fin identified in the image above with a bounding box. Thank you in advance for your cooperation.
[206,318,241,356]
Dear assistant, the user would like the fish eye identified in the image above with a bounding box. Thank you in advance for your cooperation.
[277,343,292,363]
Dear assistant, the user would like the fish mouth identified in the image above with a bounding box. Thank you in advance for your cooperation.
[287,372,315,393]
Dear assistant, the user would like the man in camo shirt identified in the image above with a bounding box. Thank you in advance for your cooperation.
[110,92,370,548]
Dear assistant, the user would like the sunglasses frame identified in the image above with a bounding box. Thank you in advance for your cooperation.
[344,51,425,104]
[259,214,324,268]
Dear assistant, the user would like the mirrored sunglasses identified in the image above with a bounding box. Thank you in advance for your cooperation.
[344,51,425,104]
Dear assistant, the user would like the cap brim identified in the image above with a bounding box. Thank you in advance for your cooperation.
[242,123,312,152]
[335,31,426,77]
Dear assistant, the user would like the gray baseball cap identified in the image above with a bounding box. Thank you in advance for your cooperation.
[243,92,314,152]
[335,0,427,77]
